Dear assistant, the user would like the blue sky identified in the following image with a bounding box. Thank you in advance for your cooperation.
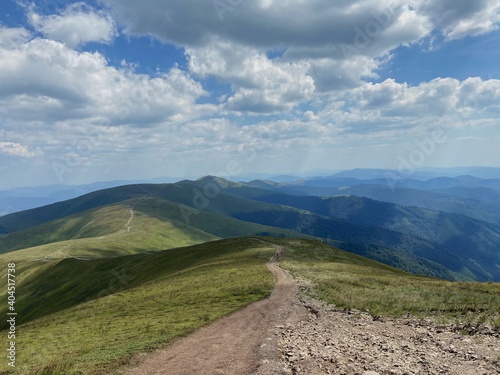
[0,0,499,188]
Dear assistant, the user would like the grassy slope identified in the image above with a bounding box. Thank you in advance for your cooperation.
[0,180,297,236]
[0,196,298,257]
[0,185,150,234]
[181,180,466,280]
[328,240,464,281]
[0,185,466,281]
[276,238,500,327]
[0,237,498,374]
[0,238,276,375]
[131,196,298,239]
[2,178,499,281]
[0,199,219,256]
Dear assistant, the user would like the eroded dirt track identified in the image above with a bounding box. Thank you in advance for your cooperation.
[127,258,301,375]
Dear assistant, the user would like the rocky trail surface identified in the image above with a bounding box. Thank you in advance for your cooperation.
[279,295,500,374]
[127,258,500,375]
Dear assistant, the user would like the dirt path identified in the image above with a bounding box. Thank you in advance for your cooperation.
[124,208,134,232]
[125,251,500,375]
[127,255,303,375]
[125,197,148,233]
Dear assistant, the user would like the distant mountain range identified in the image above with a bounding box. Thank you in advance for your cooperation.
[1,175,500,282]
[248,179,500,226]
[3,167,500,216]
[0,177,180,216]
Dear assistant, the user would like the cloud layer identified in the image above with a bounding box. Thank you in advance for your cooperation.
[0,0,499,187]
[0,26,209,126]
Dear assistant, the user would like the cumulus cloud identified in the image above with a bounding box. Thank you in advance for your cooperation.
[28,3,117,48]
[307,56,381,92]
[418,0,500,40]
[101,0,426,50]
[0,27,31,48]
[187,39,315,113]
[97,0,499,100]
[0,142,43,158]
[102,0,500,46]
[320,77,500,135]
[457,77,500,114]
[303,111,318,122]
[2,0,500,186]
[0,26,209,126]
[349,78,461,117]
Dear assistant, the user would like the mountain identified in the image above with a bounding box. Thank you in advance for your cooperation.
[247,181,500,226]
[4,168,499,217]
[0,177,183,217]
[0,196,302,259]
[2,177,500,281]
[219,182,500,281]
[0,201,220,257]
[330,167,500,180]
[278,174,500,192]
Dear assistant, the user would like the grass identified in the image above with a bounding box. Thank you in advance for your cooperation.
[276,238,500,327]
[0,238,276,374]
[0,201,218,256]
[0,196,298,262]
[0,201,219,320]
[131,197,300,240]
[1,235,498,374]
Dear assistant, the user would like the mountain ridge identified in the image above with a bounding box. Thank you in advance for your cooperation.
[1,176,500,281]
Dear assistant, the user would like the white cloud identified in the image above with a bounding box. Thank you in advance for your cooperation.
[351,78,461,117]
[0,26,209,126]
[101,0,429,50]
[303,111,317,121]
[418,0,500,40]
[0,142,43,158]
[320,77,500,135]
[100,0,500,93]
[457,77,500,114]
[103,0,500,47]
[187,39,315,113]
[29,3,117,48]
[0,27,31,48]
[92,0,427,99]
[2,1,500,187]
[307,56,381,92]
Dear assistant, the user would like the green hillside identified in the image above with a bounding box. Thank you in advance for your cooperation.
[0,201,218,256]
[1,237,498,375]
[277,238,500,326]
[218,180,500,281]
[0,196,298,258]
[0,184,152,234]
[0,238,277,375]
[1,177,500,281]
[248,180,500,226]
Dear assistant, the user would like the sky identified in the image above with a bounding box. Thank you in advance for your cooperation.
[0,0,500,188]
